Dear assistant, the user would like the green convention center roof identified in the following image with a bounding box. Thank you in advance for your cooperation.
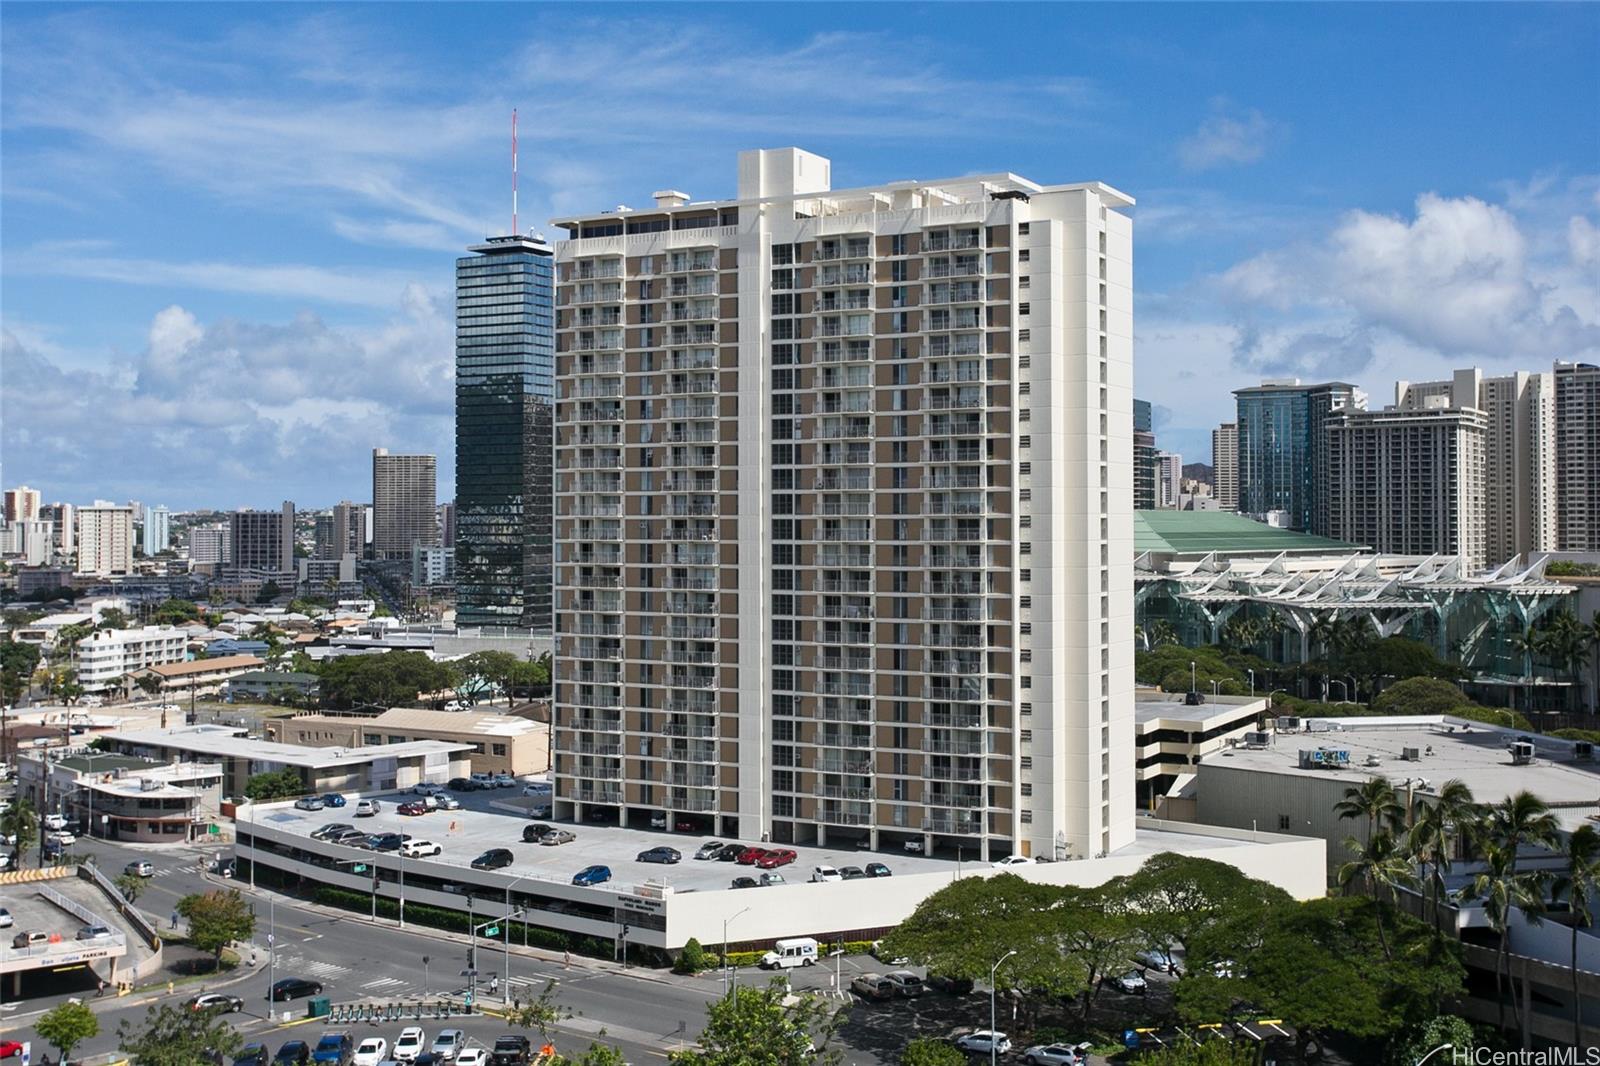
[1134,510,1363,557]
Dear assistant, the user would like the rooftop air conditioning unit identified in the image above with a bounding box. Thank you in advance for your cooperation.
[1576,742,1594,761]
[1511,740,1536,766]
[1276,716,1302,733]
[1401,747,1420,762]
[1244,731,1271,749]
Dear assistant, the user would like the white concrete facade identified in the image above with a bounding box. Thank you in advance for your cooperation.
[73,625,188,692]
[77,503,135,576]
[550,148,1134,862]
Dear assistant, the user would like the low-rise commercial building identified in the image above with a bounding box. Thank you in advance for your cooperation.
[72,625,188,693]
[103,724,472,797]
[226,670,321,703]
[1134,693,1267,813]
[130,653,264,697]
[14,750,224,844]
[264,707,548,777]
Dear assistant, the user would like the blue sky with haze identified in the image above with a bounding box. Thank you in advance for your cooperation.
[4,3,1597,507]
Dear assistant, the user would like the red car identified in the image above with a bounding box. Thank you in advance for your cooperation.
[736,846,769,865]
[397,801,429,816]
[755,848,796,869]
[1,1042,22,1059]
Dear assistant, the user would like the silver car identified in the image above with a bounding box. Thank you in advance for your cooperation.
[429,1029,465,1061]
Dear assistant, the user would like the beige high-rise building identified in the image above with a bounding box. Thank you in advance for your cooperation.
[4,485,40,523]
[316,500,365,560]
[1396,368,1556,564]
[1556,362,1600,551]
[550,148,1135,862]
[76,502,135,576]
[1211,423,1238,511]
[1328,375,1487,568]
[229,502,295,573]
[372,450,437,559]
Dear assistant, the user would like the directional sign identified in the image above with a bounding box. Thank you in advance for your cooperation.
[484,926,499,937]
[351,864,368,874]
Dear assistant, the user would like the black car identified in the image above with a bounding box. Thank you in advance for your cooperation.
[233,1045,269,1066]
[865,862,892,878]
[273,1041,311,1066]
[715,843,745,861]
[637,846,681,864]
[522,823,553,843]
[490,1034,532,1066]
[367,833,409,852]
[471,848,514,870]
[269,977,323,1001]
[730,876,759,889]
[447,777,475,792]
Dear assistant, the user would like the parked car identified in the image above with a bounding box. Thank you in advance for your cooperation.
[399,839,442,858]
[1,1042,24,1060]
[758,872,787,886]
[327,828,367,846]
[522,823,552,843]
[310,1032,351,1064]
[446,778,475,792]
[927,973,975,995]
[76,924,113,941]
[270,977,324,1001]
[755,848,796,869]
[903,839,926,854]
[636,846,681,864]
[272,1040,311,1065]
[43,813,68,830]
[354,799,382,817]
[871,940,910,966]
[471,848,514,870]
[470,773,496,788]
[455,1051,488,1066]
[45,830,76,847]
[391,1028,426,1063]
[838,866,867,880]
[312,823,354,840]
[0,907,11,928]
[1136,947,1181,974]
[124,860,155,877]
[884,971,925,997]
[187,992,245,1013]
[730,876,760,889]
[694,841,725,860]
[572,864,611,886]
[412,782,443,796]
[492,774,517,788]
[521,783,552,798]
[398,801,429,816]
[954,1031,1012,1055]
[1104,970,1148,995]
[539,829,576,846]
[851,973,895,1001]
[352,1037,387,1066]
[321,793,347,808]
[367,833,411,852]
[735,846,769,865]
[429,1030,465,1062]
[293,797,325,812]
[864,862,892,878]
[11,931,46,950]
[992,855,1031,868]
[234,1045,270,1066]
[810,865,842,883]
[715,843,745,861]
[489,1035,531,1066]
[1021,1043,1092,1066]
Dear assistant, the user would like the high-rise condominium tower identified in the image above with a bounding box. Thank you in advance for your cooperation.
[4,486,40,523]
[76,502,135,576]
[550,147,1135,862]
[1211,423,1238,511]
[229,503,295,573]
[1395,368,1556,565]
[372,449,437,560]
[141,505,170,556]
[1556,362,1600,551]
[455,236,555,631]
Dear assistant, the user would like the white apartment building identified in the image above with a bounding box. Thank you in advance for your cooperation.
[1154,451,1182,509]
[550,147,1135,862]
[73,624,189,692]
[1326,387,1488,569]
[142,505,171,556]
[5,485,41,523]
[1397,368,1555,564]
[77,502,135,576]
[187,523,230,565]
[1211,422,1238,511]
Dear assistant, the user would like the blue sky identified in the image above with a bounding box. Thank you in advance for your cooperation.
[3,2,1597,508]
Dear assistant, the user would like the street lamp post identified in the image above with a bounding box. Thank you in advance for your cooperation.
[265,894,276,1010]
[990,949,1017,1066]
[504,875,533,999]
[1189,660,1197,693]
[1247,669,1255,696]
[1210,680,1220,697]
[722,906,751,998]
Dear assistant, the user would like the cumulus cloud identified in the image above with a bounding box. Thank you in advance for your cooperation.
[1177,101,1276,171]
[1,292,454,507]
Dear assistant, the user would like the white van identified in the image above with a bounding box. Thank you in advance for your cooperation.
[759,937,819,969]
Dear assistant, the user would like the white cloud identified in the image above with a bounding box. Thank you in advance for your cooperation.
[1177,101,1275,171]
[1571,215,1600,265]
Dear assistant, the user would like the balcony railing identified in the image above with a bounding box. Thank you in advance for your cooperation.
[817,678,872,696]
[578,788,623,805]
[817,603,873,620]
[815,806,873,826]
[572,619,623,636]
[667,671,718,689]
[665,793,718,812]
[923,737,987,755]
[665,696,718,714]
[662,721,717,738]
[815,700,873,722]
[928,712,985,729]
[815,756,872,775]
[924,814,983,834]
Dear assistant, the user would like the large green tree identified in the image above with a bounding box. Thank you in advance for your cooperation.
[176,889,256,970]
[317,650,458,709]
[36,1000,99,1063]
[243,768,304,801]
[669,980,841,1066]
[117,1003,242,1066]
[1114,851,1292,961]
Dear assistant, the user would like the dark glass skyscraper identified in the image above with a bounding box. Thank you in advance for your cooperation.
[455,235,554,631]
[1233,380,1365,533]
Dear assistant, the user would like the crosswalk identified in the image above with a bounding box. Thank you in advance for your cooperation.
[361,977,409,992]
[270,952,353,983]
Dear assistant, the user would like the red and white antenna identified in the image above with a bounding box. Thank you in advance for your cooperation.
[511,108,519,236]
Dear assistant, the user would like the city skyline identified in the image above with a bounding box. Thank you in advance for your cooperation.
[3,4,1596,506]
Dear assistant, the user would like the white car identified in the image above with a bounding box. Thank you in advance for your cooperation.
[355,799,382,817]
[46,830,76,847]
[0,907,12,928]
[810,865,842,883]
[492,774,516,788]
[955,1031,1012,1054]
[430,1029,465,1061]
[392,1027,427,1063]
[412,783,443,796]
[434,793,461,810]
[400,839,442,858]
[455,1051,489,1066]
[352,1037,388,1066]
[522,783,552,798]
[1021,1043,1090,1066]
[43,813,68,831]
[992,855,1032,868]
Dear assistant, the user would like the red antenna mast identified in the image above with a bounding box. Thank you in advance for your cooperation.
[511,108,519,235]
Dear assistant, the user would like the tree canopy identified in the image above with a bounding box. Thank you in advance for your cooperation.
[243,768,304,801]
[670,980,841,1066]
[118,1003,242,1066]
[317,650,458,709]
[176,889,256,968]
[36,1000,99,1062]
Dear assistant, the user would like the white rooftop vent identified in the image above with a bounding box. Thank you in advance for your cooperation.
[653,189,691,208]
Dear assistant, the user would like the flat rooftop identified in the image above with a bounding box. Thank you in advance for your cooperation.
[107,725,472,768]
[1135,691,1267,727]
[1135,510,1361,556]
[1206,715,1600,827]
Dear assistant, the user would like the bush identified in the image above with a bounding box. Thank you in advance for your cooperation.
[901,1037,964,1066]
[1551,728,1600,745]
[675,937,712,974]
[724,950,765,968]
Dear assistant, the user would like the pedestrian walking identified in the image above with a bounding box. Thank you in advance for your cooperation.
[563,949,571,969]
[97,978,106,997]
[170,909,179,929]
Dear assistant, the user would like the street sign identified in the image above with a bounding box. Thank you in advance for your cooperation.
[21,1042,30,1066]
[484,926,499,937]
[351,864,368,874]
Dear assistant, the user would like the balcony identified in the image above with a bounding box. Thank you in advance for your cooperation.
[572,666,623,686]
[569,475,621,494]
[662,721,717,738]
[925,603,984,621]
[664,596,718,616]
[925,524,985,543]
[815,420,873,440]
[815,472,872,492]
[570,501,622,518]
[816,499,872,517]
[668,302,718,322]
[574,641,623,662]
[667,253,717,273]
[660,647,716,665]
[669,277,718,297]
[575,765,623,781]
[569,687,624,709]
[572,619,623,636]
[573,310,622,328]
[663,526,719,542]
[816,342,872,364]
[926,470,983,490]
[925,783,986,800]
[566,402,624,423]
[669,501,718,517]
[926,282,983,305]
[815,730,873,750]
[666,769,718,788]
[924,231,981,252]
[665,792,719,812]
[567,381,624,400]
[571,284,623,304]
[571,356,624,375]
[817,602,873,620]
[816,445,872,466]
[570,714,623,732]
[665,695,718,714]
[929,680,983,703]
[925,257,982,279]
[815,784,874,801]
[924,629,985,648]
[575,260,622,280]
[667,399,718,419]
[664,573,717,591]
[816,294,872,312]
[562,453,625,471]
[665,378,719,395]
[578,788,623,805]
[926,393,986,411]
[670,545,717,567]
[929,711,985,729]
[924,813,983,835]
[817,397,873,415]
[816,805,873,826]
[925,445,984,464]
[816,526,871,543]
[668,622,717,641]
[816,699,873,722]
[815,576,871,593]
[816,265,872,286]
[817,678,872,697]
[669,326,719,346]
[566,741,623,757]
[572,332,624,353]
[815,756,872,775]
[667,671,718,690]
[923,736,987,755]
[927,337,983,358]
[567,571,622,590]
[815,547,872,568]
[665,425,718,443]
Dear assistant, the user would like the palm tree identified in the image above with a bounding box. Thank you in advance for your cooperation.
[1492,790,1561,867]
[1408,779,1477,936]
[1589,611,1600,715]
[1337,829,1417,960]
[1472,842,1550,1035]
[1148,620,1178,648]
[1335,777,1405,844]
[1544,612,1595,713]
[1510,624,1549,713]
[1554,824,1600,1047]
